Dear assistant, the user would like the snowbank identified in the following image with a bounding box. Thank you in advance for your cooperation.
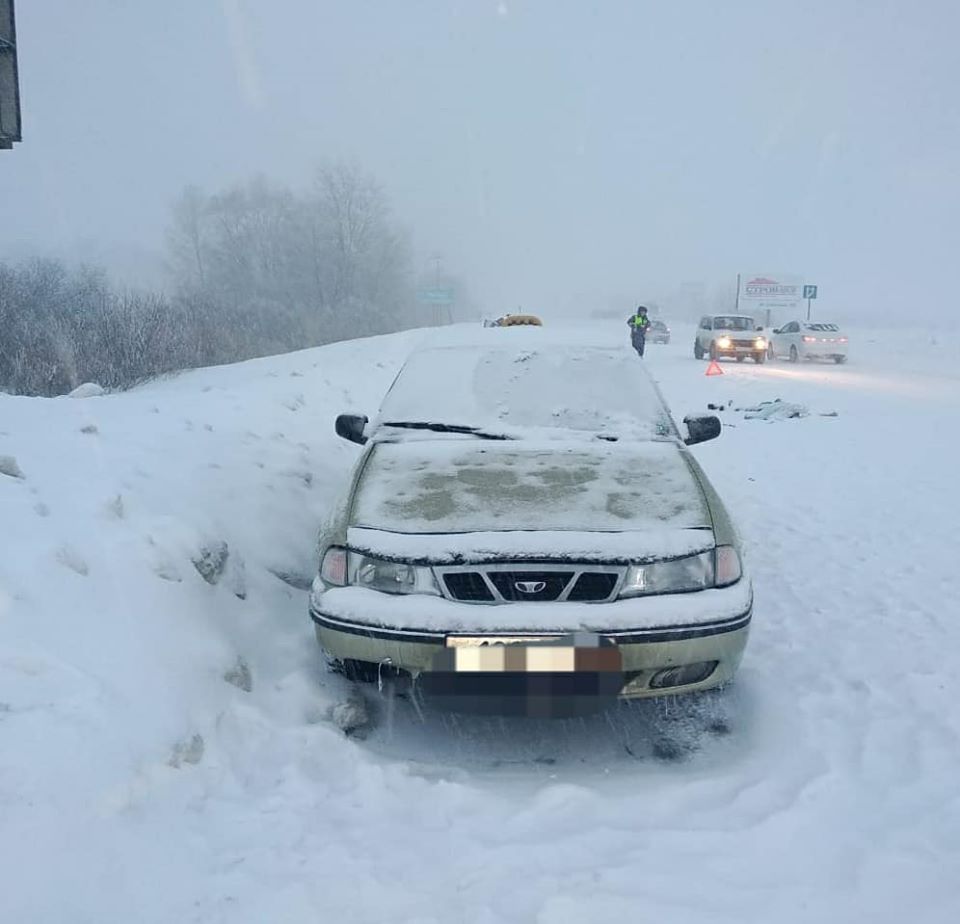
[2,321,959,923]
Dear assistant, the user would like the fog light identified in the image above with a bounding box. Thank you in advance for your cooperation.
[649,661,718,689]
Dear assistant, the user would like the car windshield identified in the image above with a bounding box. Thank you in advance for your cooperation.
[376,344,676,441]
[713,316,755,331]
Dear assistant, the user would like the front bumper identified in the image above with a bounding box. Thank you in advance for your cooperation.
[715,343,766,357]
[310,601,750,699]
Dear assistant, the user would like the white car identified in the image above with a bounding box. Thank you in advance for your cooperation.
[768,321,849,364]
[693,315,767,364]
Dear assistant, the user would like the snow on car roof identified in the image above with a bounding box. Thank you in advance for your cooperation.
[374,341,674,441]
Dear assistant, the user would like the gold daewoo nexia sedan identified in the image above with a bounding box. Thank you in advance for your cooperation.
[310,330,751,716]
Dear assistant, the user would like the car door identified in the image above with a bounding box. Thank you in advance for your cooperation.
[776,321,800,357]
[697,316,712,348]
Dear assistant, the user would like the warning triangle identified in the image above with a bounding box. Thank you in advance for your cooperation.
[705,359,724,376]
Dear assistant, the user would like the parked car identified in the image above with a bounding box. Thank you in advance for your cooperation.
[648,319,671,344]
[767,321,849,363]
[311,337,752,716]
[694,315,767,363]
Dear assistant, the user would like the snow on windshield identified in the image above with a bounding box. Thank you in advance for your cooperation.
[375,345,675,440]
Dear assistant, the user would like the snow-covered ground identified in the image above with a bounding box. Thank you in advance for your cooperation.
[2,322,959,923]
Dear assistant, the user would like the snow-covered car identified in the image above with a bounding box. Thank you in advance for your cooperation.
[694,314,767,363]
[496,313,543,327]
[311,337,752,715]
[767,320,849,363]
[648,319,671,344]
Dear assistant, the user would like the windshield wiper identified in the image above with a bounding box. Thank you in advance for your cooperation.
[381,421,514,440]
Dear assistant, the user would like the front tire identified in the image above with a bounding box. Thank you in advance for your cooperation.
[754,352,766,364]
[694,341,704,360]
[834,355,847,364]
[767,344,775,360]
[789,345,799,363]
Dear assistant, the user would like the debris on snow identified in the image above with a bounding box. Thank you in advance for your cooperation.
[80,424,99,435]
[34,501,50,517]
[169,733,205,768]
[68,383,106,398]
[224,657,253,693]
[0,454,25,479]
[191,540,230,585]
[737,398,809,420]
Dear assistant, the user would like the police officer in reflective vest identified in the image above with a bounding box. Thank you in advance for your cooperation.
[627,305,651,357]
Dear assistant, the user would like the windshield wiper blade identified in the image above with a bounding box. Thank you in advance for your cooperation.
[381,421,514,440]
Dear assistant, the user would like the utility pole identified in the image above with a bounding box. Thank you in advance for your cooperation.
[734,273,741,312]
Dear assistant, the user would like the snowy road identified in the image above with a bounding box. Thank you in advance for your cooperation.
[2,323,959,922]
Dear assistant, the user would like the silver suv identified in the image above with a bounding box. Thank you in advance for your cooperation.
[694,315,768,364]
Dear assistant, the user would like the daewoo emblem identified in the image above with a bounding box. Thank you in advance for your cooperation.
[515,581,547,594]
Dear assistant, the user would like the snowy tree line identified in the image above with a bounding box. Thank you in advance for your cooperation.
[1,164,461,396]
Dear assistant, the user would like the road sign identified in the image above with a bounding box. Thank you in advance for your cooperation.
[803,285,818,300]
[418,287,454,306]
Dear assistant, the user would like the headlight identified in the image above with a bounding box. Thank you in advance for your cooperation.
[716,336,732,348]
[618,546,741,598]
[316,547,440,595]
[352,552,439,595]
[754,337,767,349]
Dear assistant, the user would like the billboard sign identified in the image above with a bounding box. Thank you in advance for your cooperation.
[739,274,803,316]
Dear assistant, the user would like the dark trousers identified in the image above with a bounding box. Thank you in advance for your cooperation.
[631,333,646,357]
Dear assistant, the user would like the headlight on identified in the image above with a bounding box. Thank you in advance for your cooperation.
[717,336,732,348]
[755,337,767,349]
[618,546,741,598]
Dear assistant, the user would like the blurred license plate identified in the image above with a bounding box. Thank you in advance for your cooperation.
[441,634,621,674]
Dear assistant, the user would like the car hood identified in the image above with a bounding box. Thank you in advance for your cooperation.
[350,439,711,537]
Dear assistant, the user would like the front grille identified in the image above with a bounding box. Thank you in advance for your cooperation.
[488,571,575,602]
[437,564,625,603]
[567,572,620,601]
[443,572,495,602]
[732,339,757,349]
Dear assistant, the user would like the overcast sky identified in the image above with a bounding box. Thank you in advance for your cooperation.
[2,0,959,320]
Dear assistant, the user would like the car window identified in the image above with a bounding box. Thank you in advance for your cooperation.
[700,317,712,330]
[376,345,677,441]
[712,316,755,331]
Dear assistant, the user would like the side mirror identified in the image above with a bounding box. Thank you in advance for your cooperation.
[755,326,764,332]
[683,414,722,446]
[335,413,369,445]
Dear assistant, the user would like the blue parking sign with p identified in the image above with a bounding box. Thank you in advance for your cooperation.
[803,285,818,299]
